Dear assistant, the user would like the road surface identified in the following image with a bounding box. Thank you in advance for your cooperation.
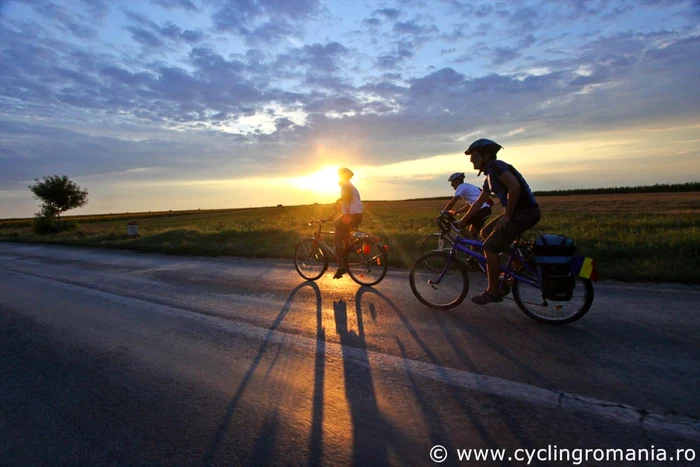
[1,243,699,465]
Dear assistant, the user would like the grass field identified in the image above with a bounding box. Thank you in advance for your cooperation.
[1,192,698,283]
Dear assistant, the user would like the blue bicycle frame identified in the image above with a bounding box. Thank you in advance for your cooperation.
[431,234,540,291]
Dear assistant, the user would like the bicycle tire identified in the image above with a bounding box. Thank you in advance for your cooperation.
[409,251,470,310]
[512,271,594,324]
[346,241,388,286]
[419,234,455,272]
[294,239,328,281]
[420,233,454,256]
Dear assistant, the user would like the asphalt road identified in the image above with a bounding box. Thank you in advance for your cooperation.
[1,243,699,466]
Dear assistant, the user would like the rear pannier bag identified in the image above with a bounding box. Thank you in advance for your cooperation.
[533,234,577,301]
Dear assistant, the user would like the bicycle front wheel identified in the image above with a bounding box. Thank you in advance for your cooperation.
[420,233,454,255]
[294,239,328,281]
[512,271,594,324]
[346,241,388,286]
[419,234,455,272]
[409,251,470,310]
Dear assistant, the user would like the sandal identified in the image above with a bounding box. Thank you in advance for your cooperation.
[333,268,349,279]
[471,290,504,305]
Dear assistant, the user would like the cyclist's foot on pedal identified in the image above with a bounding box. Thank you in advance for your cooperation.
[471,290,504,305]
[333,268,349,279]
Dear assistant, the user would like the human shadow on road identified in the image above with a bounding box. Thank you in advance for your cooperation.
[203,281,320,466]
[333,297,391,466]
[307,281,325,467]
[354,287,504,455]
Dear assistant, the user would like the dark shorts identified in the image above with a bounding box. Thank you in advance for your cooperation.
[334,213,363,236]
[481,205,541,253]
[468,206,491,232]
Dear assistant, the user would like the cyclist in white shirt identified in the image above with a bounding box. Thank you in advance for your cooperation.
[442,172,493,238]
[326,167,363,279]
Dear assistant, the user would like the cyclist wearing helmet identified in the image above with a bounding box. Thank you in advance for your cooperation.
[442,172,493,238]
[461,138,540,305]
[326,167,363,279]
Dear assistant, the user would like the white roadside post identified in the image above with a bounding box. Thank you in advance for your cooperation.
[127,221,140,238]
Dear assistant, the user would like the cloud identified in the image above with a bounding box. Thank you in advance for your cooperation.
[491,46,521,65]
[374,8,400,21]
[159,23,204,43]
[151,0,198,11]
[29,0,99,39]
[122,8,204,47]
[126,26,166,48]
[210,0,324,45]
[1,0,699,213]
[362,17,382,28]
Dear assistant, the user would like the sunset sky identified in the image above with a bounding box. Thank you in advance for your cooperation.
[1,0,699,218]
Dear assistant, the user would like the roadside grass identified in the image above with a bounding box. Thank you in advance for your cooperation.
[1,192,698,283]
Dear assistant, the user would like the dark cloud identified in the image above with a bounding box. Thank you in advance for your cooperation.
[393,19,438,37]
[1,0,699,187]
[77,0,110,19]
[151,0,198,11]
[240,20,297,46]
[506,6,540,35]
[298,42,348,73]
[29,0,98,39]
[126,26,166,48]
[491,46,521,65]
[122,8,156,28]
[474,3,494,18]
[160,23,204,43]
[0,121,180,185]
[374,8,400,20]
[211,0,323,45]
[363,17,382,27]
[122,8,204,46]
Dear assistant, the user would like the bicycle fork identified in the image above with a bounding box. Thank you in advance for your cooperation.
[429,252,457,289]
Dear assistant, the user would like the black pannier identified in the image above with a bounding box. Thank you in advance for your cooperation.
[533,234,577,301]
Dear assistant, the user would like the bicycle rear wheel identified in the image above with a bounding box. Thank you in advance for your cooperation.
[346,241,388,286]
[409,251,470,310]
[512,270,594,324]
[294,239,328,281]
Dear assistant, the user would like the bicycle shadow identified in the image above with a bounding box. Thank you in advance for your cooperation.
[353,287,506,457]
[202,281,321,466]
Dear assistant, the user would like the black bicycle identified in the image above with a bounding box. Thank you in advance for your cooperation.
[294,219,389,286]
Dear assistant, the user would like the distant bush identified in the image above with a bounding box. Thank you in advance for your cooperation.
[31,209,80,234]
[534,182,700,196]
[32,212,60,234]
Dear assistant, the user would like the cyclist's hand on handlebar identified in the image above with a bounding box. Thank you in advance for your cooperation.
[448,209,456,216]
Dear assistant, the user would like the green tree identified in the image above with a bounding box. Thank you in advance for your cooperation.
[29,175,89,225]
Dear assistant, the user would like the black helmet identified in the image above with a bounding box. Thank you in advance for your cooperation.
[447,172,465,182]
[337,167,354,179]
[465,138,502,156]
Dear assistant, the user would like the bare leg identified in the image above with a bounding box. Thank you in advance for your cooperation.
[484,249,501,294]
[335,234,346,270]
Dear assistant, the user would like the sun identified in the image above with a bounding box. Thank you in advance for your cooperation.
[290,166,341,193]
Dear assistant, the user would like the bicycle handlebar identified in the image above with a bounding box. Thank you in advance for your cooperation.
[435,211,456,232]
[307,218,329,226]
